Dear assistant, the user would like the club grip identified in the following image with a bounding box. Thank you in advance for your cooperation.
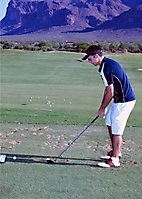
[91,115,99,124]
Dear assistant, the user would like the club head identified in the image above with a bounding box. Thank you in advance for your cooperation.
[76,59,82,62]
[46,157,55,164]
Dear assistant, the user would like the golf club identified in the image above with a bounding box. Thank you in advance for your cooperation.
[72,59,83,62]
[47,115,99,164]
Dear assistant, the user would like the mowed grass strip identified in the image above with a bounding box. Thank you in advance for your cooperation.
[1,50,142,126]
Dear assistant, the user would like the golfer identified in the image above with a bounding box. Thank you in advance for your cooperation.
[82,45,136,168]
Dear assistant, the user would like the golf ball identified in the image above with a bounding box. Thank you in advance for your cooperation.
[13,156,16,160]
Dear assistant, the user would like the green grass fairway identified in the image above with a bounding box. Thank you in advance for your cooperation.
[0,49,142,199]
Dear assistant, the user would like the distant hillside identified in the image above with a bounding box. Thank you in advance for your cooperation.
[0,0,142,41]
[96,5,142,30]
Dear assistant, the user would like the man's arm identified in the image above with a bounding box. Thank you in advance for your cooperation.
[98,84,114,118]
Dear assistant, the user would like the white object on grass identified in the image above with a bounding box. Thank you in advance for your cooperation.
[0,154,6,163]
[13,156,17,160]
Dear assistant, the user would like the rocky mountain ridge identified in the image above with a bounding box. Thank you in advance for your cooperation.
[0,0,142,41]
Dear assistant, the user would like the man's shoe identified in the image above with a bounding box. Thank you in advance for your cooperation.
[100,150,122,160]
[98,157,120,168]
[0,154,6,163]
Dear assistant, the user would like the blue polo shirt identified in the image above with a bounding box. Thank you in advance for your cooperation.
[99,57,136,103]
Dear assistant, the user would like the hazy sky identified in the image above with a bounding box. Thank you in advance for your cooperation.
[0,0,11,20]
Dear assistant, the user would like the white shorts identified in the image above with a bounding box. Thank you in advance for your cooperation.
[105,100,136,135]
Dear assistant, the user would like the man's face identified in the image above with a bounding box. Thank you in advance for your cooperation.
[87,54,99,66]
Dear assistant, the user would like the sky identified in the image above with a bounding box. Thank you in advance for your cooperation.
[0,0,11,20]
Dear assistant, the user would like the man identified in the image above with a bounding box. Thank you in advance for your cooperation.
[82,45,136,168]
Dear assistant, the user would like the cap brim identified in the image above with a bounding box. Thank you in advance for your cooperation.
[82,49,103,60]
[82,54,90,60]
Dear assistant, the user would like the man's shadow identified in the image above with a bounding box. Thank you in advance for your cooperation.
[4,153,101,167]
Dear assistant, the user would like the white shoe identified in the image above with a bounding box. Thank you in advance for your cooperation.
[0,154,6,163]
[100,151,122,160]
[98,157,120,168]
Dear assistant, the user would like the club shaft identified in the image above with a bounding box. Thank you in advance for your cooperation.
[55,115,99,161]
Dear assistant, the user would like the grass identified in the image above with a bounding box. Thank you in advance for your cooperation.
[1,50,142,126]
[0,49,142,199]
[0,124,142,199]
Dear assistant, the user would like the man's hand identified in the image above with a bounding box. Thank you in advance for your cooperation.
[98,107,105,118]
[98,84,114,118]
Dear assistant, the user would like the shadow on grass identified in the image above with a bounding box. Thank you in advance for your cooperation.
[4,153,101,167]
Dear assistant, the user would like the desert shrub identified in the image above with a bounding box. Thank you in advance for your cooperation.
[30,46,40,51]
[98,41,110,51]
[14,43,24,50]
[109,42,120,52]
[1,40,142,53]
[128,42,141,53]
[3,41,15,49]
[52,42,60,50]
[75,42,91,52]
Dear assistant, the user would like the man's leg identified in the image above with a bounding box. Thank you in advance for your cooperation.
[107,126,122,158]
[107,125,113,148]
[98,100,136,167]
[106,100,135,157]
[100,125,122,159]
[112,135,122,158]
[98,132,122,168]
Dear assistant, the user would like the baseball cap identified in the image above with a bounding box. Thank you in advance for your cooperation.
[82,45,103,60]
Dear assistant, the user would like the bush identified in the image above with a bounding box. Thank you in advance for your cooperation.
[75,42,91,52]
[3,41,15,49]
[1,40,142,53]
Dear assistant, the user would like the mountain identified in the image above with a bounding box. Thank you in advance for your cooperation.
[96,4,142,30]
[0,0,142,41]
[121,0,142,7]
